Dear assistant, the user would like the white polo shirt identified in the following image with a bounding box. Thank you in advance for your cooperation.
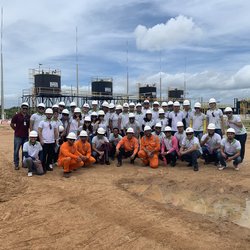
[201,133,221,152]
[30,113,46,132]
[182,136,202,154]
[92,135,109,149]
[226,115,247,135]
[155,118,168,131]
[169,111,185,131]
[38,120,57,143]
[135,112,144,130]
[221,138,241,155]
[183,109,192,127]
[191,111,206,131]
[174,131,186,147]
[23,141,43,160]
[206,109,223,129]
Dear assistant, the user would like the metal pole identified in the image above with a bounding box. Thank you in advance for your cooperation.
[159,51,162,101]
[1,7,4,120]
[76,26,79,106]
[126,40,129,99]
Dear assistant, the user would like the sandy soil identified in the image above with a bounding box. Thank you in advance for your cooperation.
[0,126,250,250]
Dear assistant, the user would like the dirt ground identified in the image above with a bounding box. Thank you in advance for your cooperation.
[0,126,250,250]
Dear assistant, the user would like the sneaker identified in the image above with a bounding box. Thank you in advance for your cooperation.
[187,162,192,167]
[47,164,53,171]
[105,161,110,165]
[234,165,240,171]
[116,162,122,167]
[218,164,226,171]
[130,159,135,164]
[193,165,199,171]
[27,172,33,177]
[63,172,70,178]
[14,165,19,170]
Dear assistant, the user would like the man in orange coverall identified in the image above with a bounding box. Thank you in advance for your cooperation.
[75,130,96,167]
[116,127,139,167]
[58,132,83,178]
[138,125,160,168]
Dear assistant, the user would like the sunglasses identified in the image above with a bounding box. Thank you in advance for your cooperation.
[212,112,215,117]
[225,112,232,115]
[49,123,52,130]
[38,107,45,110]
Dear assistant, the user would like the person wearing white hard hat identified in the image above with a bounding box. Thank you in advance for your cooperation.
[174,121,186,148]
[10,102,30,170]
[161,126,179,167]
[200,123,221,165]
[182,100,192,127]
[109,105,122,131]
[52,104,59,113]
[206,98,224,138]
[101,101,110,125]
[109,127,123,160]
[128,102,135,113]
[116,127,139,167]
[90,112,99,134]
[135,103,144,134]
[168,101,186,134]
[30,103,46,133]
[75,130,96,167]
[142,99,151,116]
[190,102,206,141]
[180,127,202,171]
[23,130,44,176]
[167,101,174,113]
[82,103,90,119]
[224,107,247,162]
[107,103,116,135]
[58,132,84,178]
[138,126,160,168]
[218,128,241,171]
[142,109,155,132]
[118,103,129,136]
[38,108,59,172]
[69,101,77,118]
[124,113,140,138]
[152,122,165,141]
[155,108,168,131]
[78,116,94,140]
[68,107,83,134]
[60,109,70,140]
[152,101,160,122]
[96,110,107,132]
[58,101,66,118]
[90,100,99,113]
[92,127,110,165]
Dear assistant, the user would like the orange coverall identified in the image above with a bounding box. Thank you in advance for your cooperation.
[58,141,83,172]
[138,134,160,168]
[75,140,96,166]
[116,136,139,154]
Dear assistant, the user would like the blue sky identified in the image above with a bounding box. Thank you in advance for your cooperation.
[1,0,250,107]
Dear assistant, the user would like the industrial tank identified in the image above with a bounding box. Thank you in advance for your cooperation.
[91,77,113,100]
[139,84,157,101]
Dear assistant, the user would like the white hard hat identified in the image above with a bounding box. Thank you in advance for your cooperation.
[123,102,129,108]
[161,102,168,107]
[67,132,77,140]
[84,116,91,122]
[186,127,194,133]
[153,101,160,106]
[92,100,98,105]
[115,104,123,110]
[21,102,29,107]
[127,127,134,133]
[146,110,152,115]
[91,111,98,116]
[38,103,45,108]
[102,101,109,108]
[158,108,165,114]
[136,103,142,107]
[144,99,150,104]
[58,125,65,132]
[144,125,151,131]
[97,127,105,134]
[52,104,59,109]
[173,101,180,107]
[129,113,135,118]
[45,108,53,114]
[177,121,184,127]
[207,123,216,130]
[224,107,233,113]
[183,100,190,106]
[70,102,76,107]
[194,102,201,108]
[164,126,172,132]
[129,102,135,107]
[168,101,174,106]
[74,107,81,113]
[29,130,38,137]
[83,103,90,108]
[79,130,88,137]
[98,110,105,116]
[155,122,162,128]
[227,128,235,134]
[209,98,216,104]
[62,109,70,115]
[58,101,65,106]
[109,103,115,109]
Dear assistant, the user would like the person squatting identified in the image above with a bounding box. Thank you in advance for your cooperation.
[11,98,247,178]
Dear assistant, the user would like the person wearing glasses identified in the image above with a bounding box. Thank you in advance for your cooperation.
[224,107,247,162]
[10,102,30,170]
[182,100,192,127]
[30,103,46,133]
[179,127,202,171]
[38,108,59,173]
[206,98,224,138]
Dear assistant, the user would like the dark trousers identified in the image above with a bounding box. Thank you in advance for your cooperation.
[109,143,117,160]
[194,131,203,141]
[92,144,109,163]
[235,133,247,162]
[202,146,220,163]
[13,136,28,167]
[42,143,55,172]
[117,148,136,163]
[181,150,201,166]
[219,152,241,167]
[163,151,177,164]
[215,129,222,138]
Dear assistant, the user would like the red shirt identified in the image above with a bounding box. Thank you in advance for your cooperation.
[11,112,30,137]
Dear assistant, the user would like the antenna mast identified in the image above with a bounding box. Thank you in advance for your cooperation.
[1,7,4,120]
[76,26,79,106]
[126,40,129,98]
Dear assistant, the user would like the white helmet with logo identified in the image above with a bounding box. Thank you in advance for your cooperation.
[79,130,88,137]
[29,130,38,137]
[144,125,151,131]
[67,132,77,140]
[126,128,134,133]
[207,123,216,130]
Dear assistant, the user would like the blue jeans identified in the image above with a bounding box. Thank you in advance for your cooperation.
[14,136,28,167]
[202,146,220,163]
[215,129,222,138]
[219,152,241,167]
[235,133,247,162]
[194,131,203,141]
[181,150,201,166]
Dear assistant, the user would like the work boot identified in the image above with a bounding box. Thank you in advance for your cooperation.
[105,161,110,165]
[117,162,122,167]
[130,159,134,164]
[193,165,199,171]
[63,172,70,178]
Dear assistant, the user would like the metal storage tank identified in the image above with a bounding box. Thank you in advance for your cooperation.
[168,88,184,99]
[139,84,157,101]
[91,77,113,100]
[34,71,61,96]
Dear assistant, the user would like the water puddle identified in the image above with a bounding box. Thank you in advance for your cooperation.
[125,183,250,229]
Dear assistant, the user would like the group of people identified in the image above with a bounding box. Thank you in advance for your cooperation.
[10,98,247,177]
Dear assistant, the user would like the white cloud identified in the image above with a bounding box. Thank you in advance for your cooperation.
[134,15,203,51]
